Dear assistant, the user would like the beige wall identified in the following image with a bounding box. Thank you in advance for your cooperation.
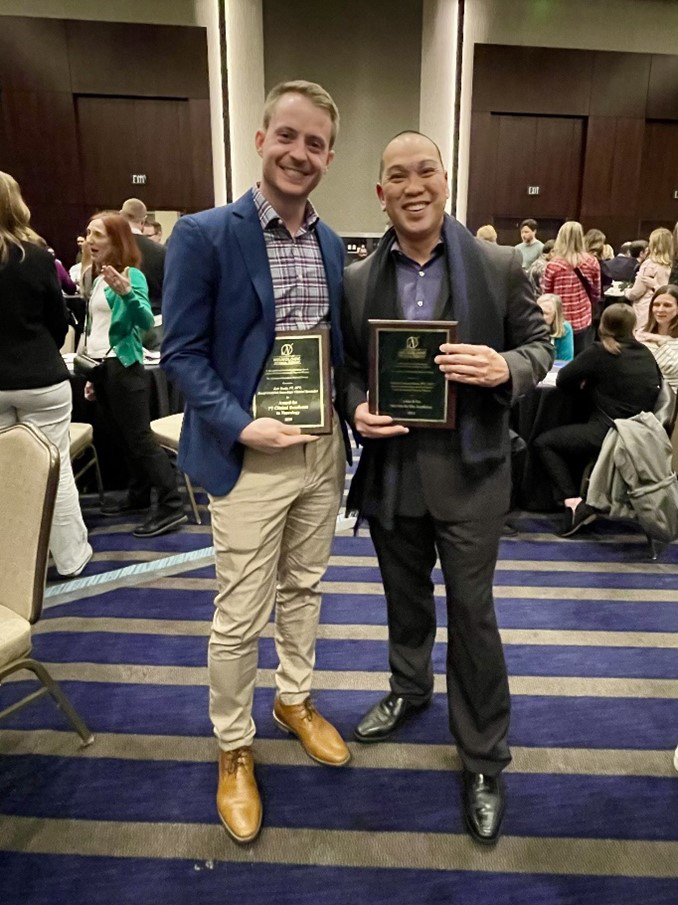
[420,0,458,213]
[225,0,266,200]
[456,0,678,222]
[262,0,423,234]
[0,0,198,24]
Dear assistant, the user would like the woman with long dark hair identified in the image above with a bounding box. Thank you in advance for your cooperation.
[83,212,185,537]
[637,284,678,391]
[535,303,661,535]
[0,171,92,575]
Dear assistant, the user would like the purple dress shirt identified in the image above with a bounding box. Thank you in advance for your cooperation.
[392,240,445,320]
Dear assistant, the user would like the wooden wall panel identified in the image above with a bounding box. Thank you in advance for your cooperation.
[0,16,212,260]
[532,117,583,218]
[493,116,537,216]
[27,203,90,257]
[0,17,71,92]
[66,21,209,99]
[589,52,651,118]
[473,45,593,116]
[469,44,678,251]
[647,55,678,120]
[133,99,189,210]
[76,97,138,209]
[608,118,645,216]
[187,99,215,211]
[492,115,582,219]
[0,90,82,205]
[467,113,498,216]
[638,122,678,221]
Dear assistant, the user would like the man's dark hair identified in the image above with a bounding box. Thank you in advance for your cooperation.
[520,219,538,232]
[379,130,445,180]
[629,239,649,259]
[145,219,162,236]
[542,239,555,254]
[620,241,632,255]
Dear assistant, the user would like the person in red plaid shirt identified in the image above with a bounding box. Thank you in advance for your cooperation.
[543,221,601,356]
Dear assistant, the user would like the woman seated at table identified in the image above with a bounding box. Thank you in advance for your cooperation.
[537,293,574,362]
[624,228,673,339]
[83,212,186,538]
[534,303,661,536]
[636,285,678,391]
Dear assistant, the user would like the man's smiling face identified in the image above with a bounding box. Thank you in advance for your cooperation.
[255,92,334,207]
[377,133,448,245]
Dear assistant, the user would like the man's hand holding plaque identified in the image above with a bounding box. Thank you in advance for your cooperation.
[434,343,510,387]
[239,418,318,453]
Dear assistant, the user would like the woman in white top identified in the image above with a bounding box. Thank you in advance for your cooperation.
[638,284,678,391]
[625,228,673,338]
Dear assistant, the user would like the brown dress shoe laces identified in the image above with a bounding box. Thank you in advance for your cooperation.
[223,746,252,774]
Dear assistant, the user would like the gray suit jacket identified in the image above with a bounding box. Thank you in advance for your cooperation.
[338,218,553,522]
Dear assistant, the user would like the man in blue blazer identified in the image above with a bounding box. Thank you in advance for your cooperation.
[162,81,350,845]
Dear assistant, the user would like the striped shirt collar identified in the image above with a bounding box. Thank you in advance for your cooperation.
[251,183,319,233]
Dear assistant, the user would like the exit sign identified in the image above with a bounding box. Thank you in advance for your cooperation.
[527,186,540,195]
[132,174,147,185]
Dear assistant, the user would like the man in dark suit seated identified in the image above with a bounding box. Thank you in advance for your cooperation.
[338,131,553,845]
[604,240,641,283]
[120,198,166,349]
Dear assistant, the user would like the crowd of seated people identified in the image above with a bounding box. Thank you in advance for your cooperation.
[534,303,662,536]
[476,217,678,537]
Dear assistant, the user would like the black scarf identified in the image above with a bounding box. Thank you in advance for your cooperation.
[348,220,510,527]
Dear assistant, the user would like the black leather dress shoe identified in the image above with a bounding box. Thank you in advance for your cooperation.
[462,771,505,845]
[101,497,151,517]
[133,510,188,538]
[354,692,430,743]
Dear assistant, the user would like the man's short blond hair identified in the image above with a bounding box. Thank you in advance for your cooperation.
[120,198,147,224]
[262,80,339,148]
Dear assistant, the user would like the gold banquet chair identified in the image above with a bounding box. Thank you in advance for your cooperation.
[0,423,94,746]
[69,422,104,505]
[150,413,202,524]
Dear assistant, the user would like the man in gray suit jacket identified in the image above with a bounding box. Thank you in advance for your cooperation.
[338,131,553,845]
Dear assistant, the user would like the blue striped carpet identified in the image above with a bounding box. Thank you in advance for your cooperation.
[1,484,677,905]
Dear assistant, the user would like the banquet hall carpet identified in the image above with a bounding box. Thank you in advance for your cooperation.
[0,487,677,905]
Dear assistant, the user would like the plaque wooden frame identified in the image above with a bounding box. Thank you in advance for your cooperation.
[368,319,457,429]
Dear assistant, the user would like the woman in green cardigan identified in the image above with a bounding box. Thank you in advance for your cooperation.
[84,213,185,537]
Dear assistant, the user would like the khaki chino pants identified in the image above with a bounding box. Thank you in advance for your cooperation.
[208,421,344,751]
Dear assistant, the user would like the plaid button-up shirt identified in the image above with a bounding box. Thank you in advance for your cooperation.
[252,184,330,332]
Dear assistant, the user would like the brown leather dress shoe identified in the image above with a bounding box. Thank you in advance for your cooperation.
[216,747,262,844]
[273,696,351,766]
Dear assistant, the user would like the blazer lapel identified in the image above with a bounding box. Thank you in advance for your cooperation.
[316,222,344,364]
[232,194,276,340]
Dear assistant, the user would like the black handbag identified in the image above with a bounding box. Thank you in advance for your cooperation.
[73,353,104,380]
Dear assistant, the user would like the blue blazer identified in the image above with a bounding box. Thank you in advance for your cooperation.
[161,191,346,496]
